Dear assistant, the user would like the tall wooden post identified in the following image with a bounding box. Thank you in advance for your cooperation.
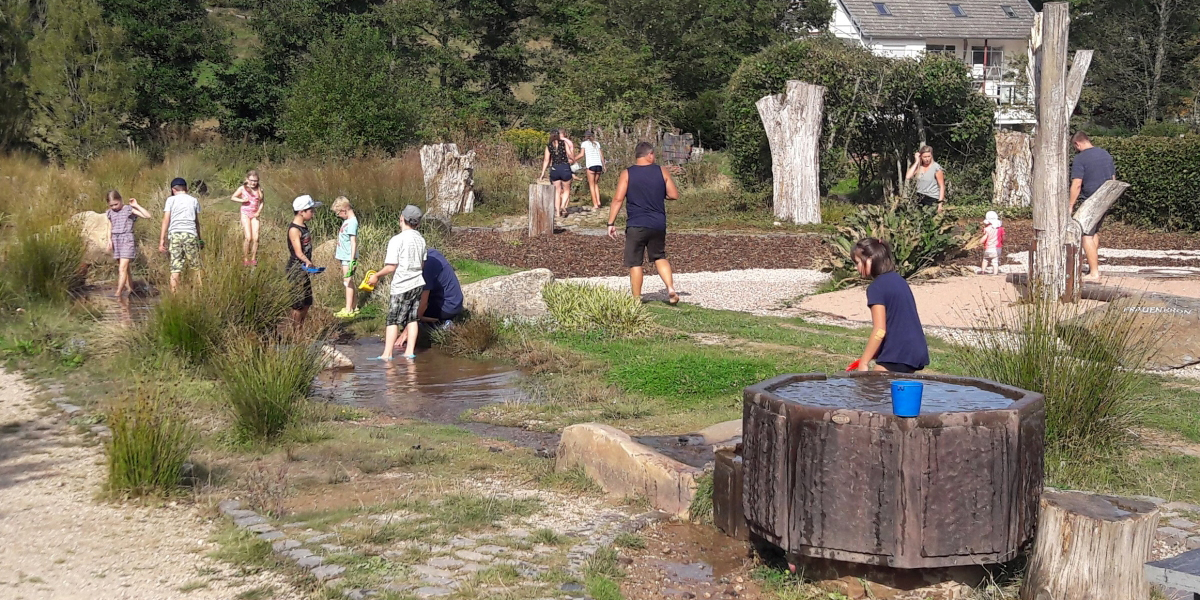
[756,80,825,225]
[1031,2,1071,299]
[420,143,476,217]
[528,183,555,237]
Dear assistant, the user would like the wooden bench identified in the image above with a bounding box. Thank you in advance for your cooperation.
[1147,548,1200,599]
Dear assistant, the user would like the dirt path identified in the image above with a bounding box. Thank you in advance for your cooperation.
[0,369,299,600]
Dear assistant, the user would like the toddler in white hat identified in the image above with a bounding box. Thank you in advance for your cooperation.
[978,211,1004,275]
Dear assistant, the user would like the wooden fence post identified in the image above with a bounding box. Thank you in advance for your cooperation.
[420,143,475,217]
[528,183,555,237]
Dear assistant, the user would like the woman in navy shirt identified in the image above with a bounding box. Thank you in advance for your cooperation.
[851,238,929,373]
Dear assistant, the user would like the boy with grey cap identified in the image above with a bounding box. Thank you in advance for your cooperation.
[367,205,427,360]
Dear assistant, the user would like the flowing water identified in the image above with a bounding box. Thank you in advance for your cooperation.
[771,377,1016,414]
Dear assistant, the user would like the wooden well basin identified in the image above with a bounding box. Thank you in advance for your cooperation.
[742,372,1045,569]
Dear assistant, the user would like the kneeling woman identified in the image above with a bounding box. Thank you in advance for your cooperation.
[851,238,929,373]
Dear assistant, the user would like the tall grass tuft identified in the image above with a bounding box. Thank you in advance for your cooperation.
[955,293,1156,451]
[543,282,654,338]
[107,386,196,496]
[146,293,216,363]
[4,221,86,302]
[219,337,324,440]
[433,313,501,356]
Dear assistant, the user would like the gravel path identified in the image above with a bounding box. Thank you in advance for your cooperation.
[565,268,831,313]
[0,370,299,600]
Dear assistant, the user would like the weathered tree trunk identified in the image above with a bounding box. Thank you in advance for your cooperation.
[1067,180,1131,241]
[528,183,554,237]
[756,80,825,225]
[1065,50,1094,119]
[1031,3,1072,299]
[420,143,475,217]
[993,131,1033,207]
[1020,491,1157,600]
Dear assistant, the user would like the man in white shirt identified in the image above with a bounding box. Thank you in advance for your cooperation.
[158,178,203,293]
[367,205,427,360]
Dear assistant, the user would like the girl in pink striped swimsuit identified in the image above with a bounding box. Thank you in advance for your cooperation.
[231,170,264,266]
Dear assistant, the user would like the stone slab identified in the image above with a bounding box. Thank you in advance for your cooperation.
[218,499,242,514]
[234,515,267,528]
[1147,548,1200,593]
[454,550,489,563]
[258,530,285,541]
[297,555,324,568]
[311,564,346,580]
[1160,526,1190,544]
[246,523,276,534]
[427,557,465,569]
[1166,502,1200,513]
[556,422,703,517]
[1068,294,1200,370]
[460,268,554,320]
[285,548,314,560]
[273,539,302,552]
[226,509,258,519]
[414,587,454,599]
[473,545,507,555]
[1188,536,1200,551]
[1170,518,1198,530]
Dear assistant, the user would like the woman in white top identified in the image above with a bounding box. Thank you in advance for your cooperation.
[576,130,605,209]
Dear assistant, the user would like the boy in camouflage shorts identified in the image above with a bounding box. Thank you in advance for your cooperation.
[159,178,203,293]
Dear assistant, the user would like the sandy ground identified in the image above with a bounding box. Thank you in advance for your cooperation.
[0,370,299,600]
[797,272,1200,329]
[565,268,831,312]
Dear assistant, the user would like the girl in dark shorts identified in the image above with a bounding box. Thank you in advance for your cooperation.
[851,238,929,373]
[105,190,152,297]
[539,130,573,218]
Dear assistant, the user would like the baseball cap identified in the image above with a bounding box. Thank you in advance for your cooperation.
[292,195,322,212]
[170,177,187,188]
[401,205,423,221]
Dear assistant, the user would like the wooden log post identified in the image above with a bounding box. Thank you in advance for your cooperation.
[755,80,825,225]
[993,130,1034,207]
[420,143,476,217]
[1020,490,1158,600]
[1030,2,1072,299]
[1062,179,1130,299]
[528,183,555,237]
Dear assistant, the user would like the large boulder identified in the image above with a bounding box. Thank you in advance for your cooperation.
[461,268,554,319]
[69,211,111,263]
[1066,293,1200,370]
[556,423,704,518]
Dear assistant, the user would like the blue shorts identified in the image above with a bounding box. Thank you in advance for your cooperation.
[549,164,572,182]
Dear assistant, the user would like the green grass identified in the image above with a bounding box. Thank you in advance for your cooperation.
[451,258,516,285]
[585,574,625,600]
[612,532,646,550]
[688,473,714,525]
[218,339,325,440]
[543,282,654,338]
[3,221,85,304]
[530,527,569,546]
[106,386,196,497]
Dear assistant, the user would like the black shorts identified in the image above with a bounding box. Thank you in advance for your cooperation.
[549,164,572,182]
[916,194,939,207]
[624,227,667,268]
[287,269,313,310]
[588,165,603,174]
[877,362,920,374]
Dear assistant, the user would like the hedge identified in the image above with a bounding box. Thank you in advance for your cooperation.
[1094,135,1200,232]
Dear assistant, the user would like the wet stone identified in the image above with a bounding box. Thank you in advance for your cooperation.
[454,550,489,562]
[247,523,276,534]
[1168,518,1197,530]
[298,555,324,568]
[273,539,302,552]
[427,557,465,569]
[312,564,346,580]
[235,515,267,528]
[258,530,286,541]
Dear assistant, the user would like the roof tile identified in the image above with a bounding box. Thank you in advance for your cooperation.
[841,0,1036,40]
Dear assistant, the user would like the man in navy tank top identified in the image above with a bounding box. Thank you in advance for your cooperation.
[607,142,681,304]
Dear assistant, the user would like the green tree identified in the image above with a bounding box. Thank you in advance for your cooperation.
[0,0,32,148]
[25,0,133,162]
[96,0,228,136]
[534,40,680,128]
[280,20,425,155]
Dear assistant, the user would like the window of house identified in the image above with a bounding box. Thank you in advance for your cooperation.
[1001,5,1017,18]
[873,2,892,15]
[949,3,967,17]
[972,46,1004,67]
[926,44,957,56]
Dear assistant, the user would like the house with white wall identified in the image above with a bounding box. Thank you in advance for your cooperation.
[829,0,1037,127]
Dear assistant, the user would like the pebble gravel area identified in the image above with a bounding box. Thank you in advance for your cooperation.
[565,269,831,313]
[0,369,300,600]
[956,219,1200,267]
[219,477,658,599]
[453,230,830,278]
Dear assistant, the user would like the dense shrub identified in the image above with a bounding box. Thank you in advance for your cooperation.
[219,338,324,440]
[107,386,195,496]
[1094,135,1200,231]
[956,295,1153,451]
[534,41,680,130]
[826,204,965,283]
[724,37,994,200]
[543,282,653,338]
[499,128,548,164]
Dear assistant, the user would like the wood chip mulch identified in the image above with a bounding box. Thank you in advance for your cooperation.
[452,230,832,278]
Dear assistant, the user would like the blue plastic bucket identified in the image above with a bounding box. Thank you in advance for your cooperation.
[890,380,924,417]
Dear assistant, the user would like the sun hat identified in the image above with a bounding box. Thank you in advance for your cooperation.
[170,177,187,188]
[984,210,1002,227]
[401,205,423,221]
[292,195,322,212]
